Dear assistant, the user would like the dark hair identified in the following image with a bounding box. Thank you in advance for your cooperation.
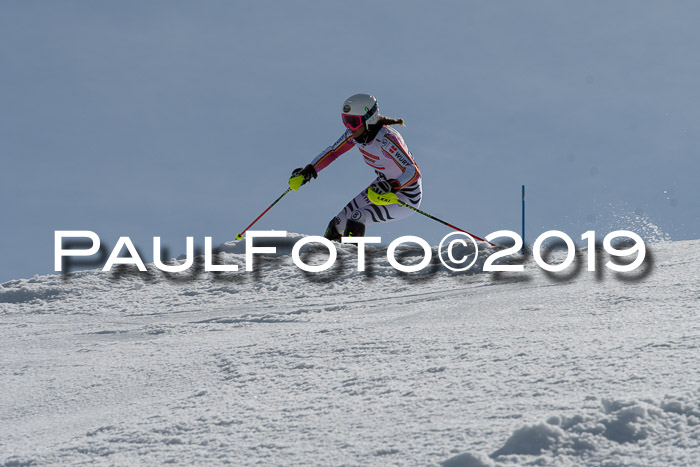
[355,115,407,144]
[376,115,405,127]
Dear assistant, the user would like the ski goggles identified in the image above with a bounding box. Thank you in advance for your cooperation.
[341,102,378,130]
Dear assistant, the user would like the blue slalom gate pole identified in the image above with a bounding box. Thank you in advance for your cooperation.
[521,185,525,251]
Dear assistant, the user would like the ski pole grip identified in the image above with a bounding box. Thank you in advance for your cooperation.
[289,175,305,191]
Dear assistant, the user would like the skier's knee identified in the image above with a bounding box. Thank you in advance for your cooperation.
[343,220,365,238]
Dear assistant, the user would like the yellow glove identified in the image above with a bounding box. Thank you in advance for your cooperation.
[289,164,317,191]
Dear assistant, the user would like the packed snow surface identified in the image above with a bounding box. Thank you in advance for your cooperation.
[1,234,699,465]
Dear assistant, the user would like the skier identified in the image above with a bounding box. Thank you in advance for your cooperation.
[289,93,422,239]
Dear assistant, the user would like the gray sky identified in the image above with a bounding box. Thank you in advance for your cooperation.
[2,1,699,281]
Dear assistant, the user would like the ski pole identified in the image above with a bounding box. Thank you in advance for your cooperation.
[236,187,292,240]
[396,200,493,245]
[368,190,494,246]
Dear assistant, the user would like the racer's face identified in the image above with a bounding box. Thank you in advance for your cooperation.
[350,125,366,139]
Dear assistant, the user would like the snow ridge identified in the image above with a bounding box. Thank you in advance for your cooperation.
[444,391,700,466]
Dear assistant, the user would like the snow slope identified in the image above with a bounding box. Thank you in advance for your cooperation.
[1,234,699,466]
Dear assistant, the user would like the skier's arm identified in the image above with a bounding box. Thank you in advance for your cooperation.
[289,130,355,190]
[309,130,355,173]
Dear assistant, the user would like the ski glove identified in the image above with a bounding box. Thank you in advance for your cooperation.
[371,179,401,195]
[289,164,317,191]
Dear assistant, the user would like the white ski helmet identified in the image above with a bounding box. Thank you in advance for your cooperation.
[341,93,379,130]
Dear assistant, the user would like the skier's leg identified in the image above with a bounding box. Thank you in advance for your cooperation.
[324,218,342,241]
[327,179,422,235]
[343,220,365,237]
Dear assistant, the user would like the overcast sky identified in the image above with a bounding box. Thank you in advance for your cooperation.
[2,1,699,282]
